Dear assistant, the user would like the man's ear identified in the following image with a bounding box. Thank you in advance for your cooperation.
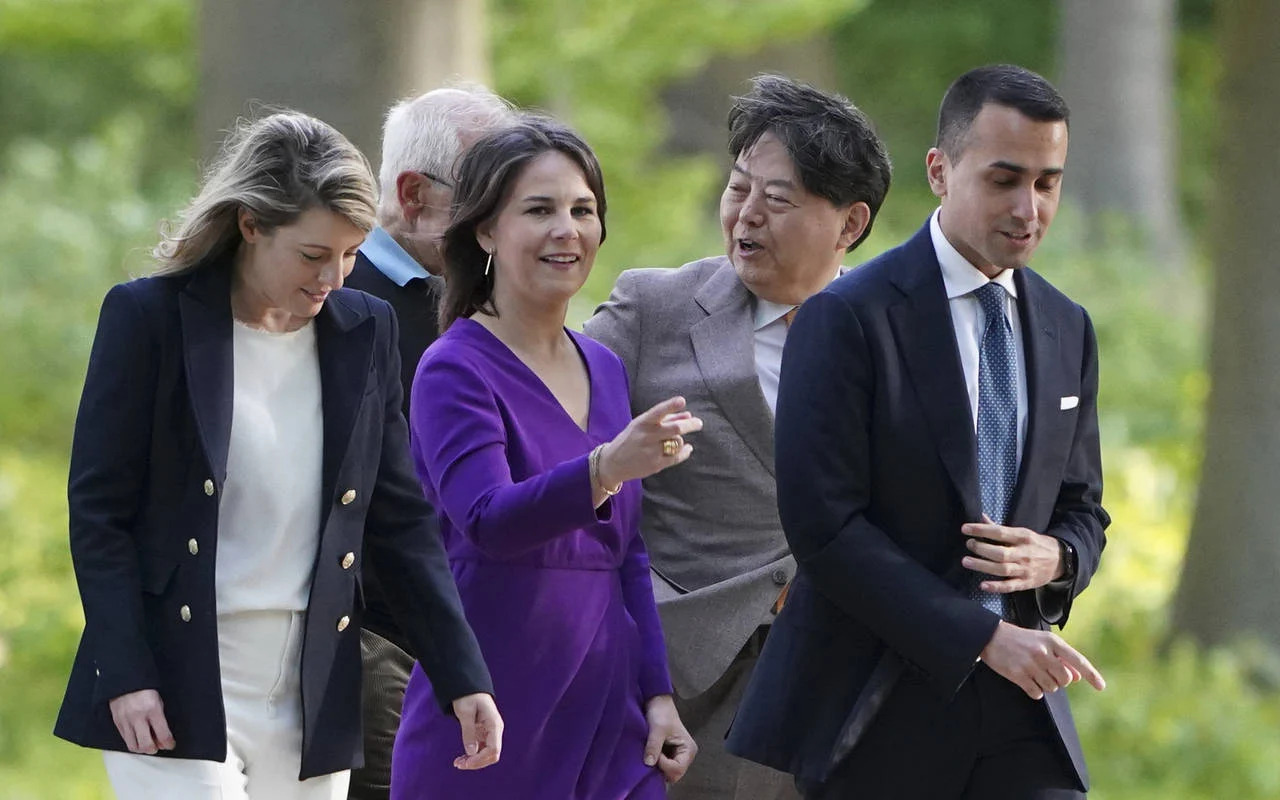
[837,202,872,251]
[395,171,426,220]
[925,148,949,199]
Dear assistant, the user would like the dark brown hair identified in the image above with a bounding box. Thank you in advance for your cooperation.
[439,116,607,332]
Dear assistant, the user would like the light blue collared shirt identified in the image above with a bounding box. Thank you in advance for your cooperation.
[358,227,431,287]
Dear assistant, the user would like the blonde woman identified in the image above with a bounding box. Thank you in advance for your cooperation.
[54,111,502,799]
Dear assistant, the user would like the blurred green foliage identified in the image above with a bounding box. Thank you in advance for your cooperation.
[0,0,195,796]
[2,0,1278,798]
[492,0,870,321]
[0,0,194,455]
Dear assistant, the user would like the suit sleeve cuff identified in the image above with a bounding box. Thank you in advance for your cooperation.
[1034,535,1079,626]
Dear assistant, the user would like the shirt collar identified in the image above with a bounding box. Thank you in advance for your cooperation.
[358,227,431,287]
[929,208,1018,300]
[751,266,843,331]
[754,296,794,331]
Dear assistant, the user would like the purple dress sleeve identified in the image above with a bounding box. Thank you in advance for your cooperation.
[620,531,674,699]
[410,353,613,560]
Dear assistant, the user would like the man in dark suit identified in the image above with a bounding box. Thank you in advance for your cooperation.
[726,65,1109,799]
[342,85,512,800]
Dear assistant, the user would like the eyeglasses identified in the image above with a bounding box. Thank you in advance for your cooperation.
[417,170,454,190]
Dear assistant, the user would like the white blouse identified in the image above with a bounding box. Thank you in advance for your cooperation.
[215,320,324,615]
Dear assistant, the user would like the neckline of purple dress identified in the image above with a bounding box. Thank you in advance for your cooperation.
[453,316,599,436]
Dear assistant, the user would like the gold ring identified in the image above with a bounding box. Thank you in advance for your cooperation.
[661,438,681,457]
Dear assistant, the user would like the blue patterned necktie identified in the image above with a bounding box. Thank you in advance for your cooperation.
[970,282,1017,619]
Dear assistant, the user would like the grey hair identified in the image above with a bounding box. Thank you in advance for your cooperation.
[376,84,515,222]
[152,110,376,275]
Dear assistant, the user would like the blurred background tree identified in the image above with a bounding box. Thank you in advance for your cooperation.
[1059,0,1185,269]
[1172,0,1280,657]
[1,1,1277,798]
[198,0,489,159]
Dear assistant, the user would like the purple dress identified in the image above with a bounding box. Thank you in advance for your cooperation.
[390,318,672,800]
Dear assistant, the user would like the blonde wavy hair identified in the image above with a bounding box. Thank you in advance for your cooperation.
[153,110,376,275]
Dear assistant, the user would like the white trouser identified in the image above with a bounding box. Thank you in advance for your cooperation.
[104,611,349,800]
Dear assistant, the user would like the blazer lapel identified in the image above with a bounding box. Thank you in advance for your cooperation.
[315,292,376,512]
[179,264,234,486]
[1008,269,1057,525]
[689,262,776,477]
[886,226,983,522]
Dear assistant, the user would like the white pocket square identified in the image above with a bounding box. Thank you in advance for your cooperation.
[1060,395,1079,410]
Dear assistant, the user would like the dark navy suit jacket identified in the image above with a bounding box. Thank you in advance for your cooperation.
[54,259,491,779]
[343,251,441,654]
[726,221,1108,788]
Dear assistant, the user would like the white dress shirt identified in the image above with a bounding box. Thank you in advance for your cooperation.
[753,297,793,415]
[752,269,842,415]
[929,209,1028,465]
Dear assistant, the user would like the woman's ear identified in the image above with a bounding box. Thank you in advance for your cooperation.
[237,207,260,243]
[474,221,495,256]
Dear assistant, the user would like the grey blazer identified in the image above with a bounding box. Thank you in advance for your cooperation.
[584,256,795,698]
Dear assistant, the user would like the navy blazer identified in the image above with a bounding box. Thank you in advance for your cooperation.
[342,252,442,654]
[53,260,492,779]
[726,221,1108,787]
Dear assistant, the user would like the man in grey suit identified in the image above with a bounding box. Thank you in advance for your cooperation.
[583,75,892,800]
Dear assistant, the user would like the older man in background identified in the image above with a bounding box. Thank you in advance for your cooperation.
[584,74,891,800]
[344,84,513,800]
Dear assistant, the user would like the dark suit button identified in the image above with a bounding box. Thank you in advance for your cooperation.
[771,568,789,586]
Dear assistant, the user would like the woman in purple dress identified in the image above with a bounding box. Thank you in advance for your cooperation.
[389,118,700,799]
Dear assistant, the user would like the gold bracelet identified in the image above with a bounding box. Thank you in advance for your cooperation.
[590,444,622,496]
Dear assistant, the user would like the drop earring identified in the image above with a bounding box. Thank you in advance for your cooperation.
[484,250,493,277]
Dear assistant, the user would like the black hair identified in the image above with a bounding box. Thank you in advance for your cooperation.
[936,64,1070,158]
[727,74,892,250]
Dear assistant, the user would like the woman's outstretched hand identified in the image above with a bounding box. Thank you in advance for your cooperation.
[598,396,703,488]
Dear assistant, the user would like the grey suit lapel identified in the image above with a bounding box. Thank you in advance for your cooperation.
[690,261,776,477]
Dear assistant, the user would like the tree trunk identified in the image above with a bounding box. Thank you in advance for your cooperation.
[1058,0,1183,265]
[1172,0,1280,648]
[197,0,487,166]
[661,37,838,158]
